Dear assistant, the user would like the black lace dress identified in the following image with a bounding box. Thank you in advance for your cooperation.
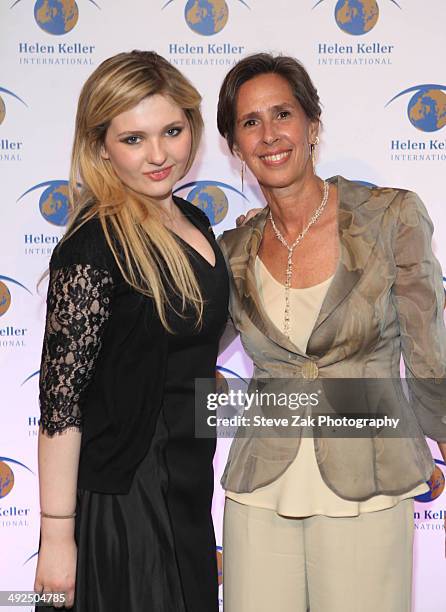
[38,201,228,612]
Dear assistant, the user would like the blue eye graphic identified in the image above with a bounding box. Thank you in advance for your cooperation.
[313,0,401,36]
[0,275,32,317]
[10,0,100,35]
[216,365,248,385]
[162,0,249,36]
[386,85,446,133]
[0,87,28,126]
[18,180,70,226]
[174,180,248,226]
[21,370,40,386]
[24,551,39,565]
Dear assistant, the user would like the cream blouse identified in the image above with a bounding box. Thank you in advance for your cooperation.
[226,256,428,517]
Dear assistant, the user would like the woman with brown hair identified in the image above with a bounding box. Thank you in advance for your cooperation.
[217,53,446,611]
[33,50,228,611]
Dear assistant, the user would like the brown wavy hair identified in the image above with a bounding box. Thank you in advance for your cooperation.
[217,53,322,153]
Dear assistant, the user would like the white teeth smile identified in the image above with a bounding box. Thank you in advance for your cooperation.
[261,151,290,162]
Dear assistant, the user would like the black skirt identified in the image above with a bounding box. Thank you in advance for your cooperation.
[50,398,218,612]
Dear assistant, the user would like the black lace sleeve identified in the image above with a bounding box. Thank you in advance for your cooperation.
[39,263,114,436]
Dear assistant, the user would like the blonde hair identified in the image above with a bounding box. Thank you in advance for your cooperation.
[66,50,204,331]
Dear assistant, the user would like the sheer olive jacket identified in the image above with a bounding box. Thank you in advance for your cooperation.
[218,175,446,501]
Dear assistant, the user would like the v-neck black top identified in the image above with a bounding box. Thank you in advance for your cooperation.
[39,197,229,494]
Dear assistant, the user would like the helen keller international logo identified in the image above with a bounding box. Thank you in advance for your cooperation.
[162,0,249,36]
[0,461,15,499]
[18,180,69,226]
[0,276,32,317]
[0,457,33,530]
[386,85,446,133]
[0,87,27,126]
[11,0,101,35]
[0,457,34,499]
[313,0,401,35]
[174,181,248,226]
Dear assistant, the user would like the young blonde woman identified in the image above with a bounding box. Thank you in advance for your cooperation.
[34,51,228,611]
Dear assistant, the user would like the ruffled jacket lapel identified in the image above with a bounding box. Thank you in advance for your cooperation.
[221,175,400,357]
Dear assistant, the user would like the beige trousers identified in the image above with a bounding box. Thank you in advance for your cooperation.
[223,497,414,612]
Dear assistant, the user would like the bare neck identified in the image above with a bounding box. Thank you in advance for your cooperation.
[261,175,327,238]
[157,193,177,218]
[147,192,178,222]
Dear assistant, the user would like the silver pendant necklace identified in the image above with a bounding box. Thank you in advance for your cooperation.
[268,180,329,338]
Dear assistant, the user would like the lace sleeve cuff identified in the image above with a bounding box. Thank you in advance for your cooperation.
[39,264,114,436]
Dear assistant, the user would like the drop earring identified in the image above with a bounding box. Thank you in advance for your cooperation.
[310,136,320,172]
[240,160,246,193]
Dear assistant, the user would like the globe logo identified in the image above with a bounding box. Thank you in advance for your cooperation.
[184,0,228,35]
[314,0,400,35]
[175,180,247,225]
[386,85,446,133]
[18,180,70,226]
[11,0,100,35]
[0,461,14,499]
[0,457,34,499]
[415,464,445,503]
[163,0,249,35]
[34,0,79,35]
[0,96,5,125]
[0,275,32,315]
[39,181,70,226]
[335,0,378,35]
[408,89,446,133]
[189,184,228,225]
[0,281,12,317]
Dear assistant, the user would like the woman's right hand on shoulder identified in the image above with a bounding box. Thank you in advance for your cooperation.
[236,208,263,227]
[34,533,77,609]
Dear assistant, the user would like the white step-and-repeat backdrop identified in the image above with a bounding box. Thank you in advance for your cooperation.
[1,1,445,610]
